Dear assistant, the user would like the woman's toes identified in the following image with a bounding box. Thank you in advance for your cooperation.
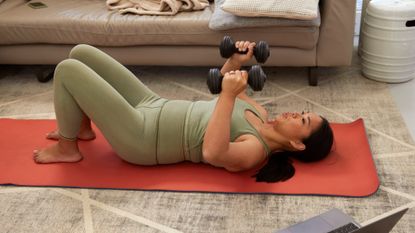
[33,153,40,162]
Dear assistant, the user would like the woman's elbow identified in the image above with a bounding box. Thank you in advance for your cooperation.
[202,148,250,172]
[202,148,228,168]
[225,160,254,172]
[224,165,245,172]
[202,145,225,161]
[202,148,217,164]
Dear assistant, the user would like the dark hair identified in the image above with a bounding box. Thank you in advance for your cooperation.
[252,117,334,183]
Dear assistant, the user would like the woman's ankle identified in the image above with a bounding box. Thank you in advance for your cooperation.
[78,128,96,140]
[47,129,96,141]
[58,137,80,154]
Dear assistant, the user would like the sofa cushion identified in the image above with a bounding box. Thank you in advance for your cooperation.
[221,0,319,20]
[209,0,320,30]
[0,0,22,14]
[0,0,319,49]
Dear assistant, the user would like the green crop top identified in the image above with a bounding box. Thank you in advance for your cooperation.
[183,98,271,163]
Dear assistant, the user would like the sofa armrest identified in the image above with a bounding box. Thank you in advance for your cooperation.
[317,0,356,66]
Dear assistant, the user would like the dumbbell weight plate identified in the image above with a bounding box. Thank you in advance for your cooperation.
[248,65,266,91]
[219,36,235,58]
[207,68,222,94]
[254,41,270,63]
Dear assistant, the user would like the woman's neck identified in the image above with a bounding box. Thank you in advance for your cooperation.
[258,123,285,152]
[244,110,286,152]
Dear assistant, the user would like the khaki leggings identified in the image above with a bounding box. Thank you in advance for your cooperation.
[54,44,167,165]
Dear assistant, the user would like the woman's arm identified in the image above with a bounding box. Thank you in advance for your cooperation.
[236,91,269,122]
[219,41,269,121]
[220,41,254,75]
[203,70,266,171]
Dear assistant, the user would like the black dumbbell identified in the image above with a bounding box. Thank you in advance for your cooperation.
[207,65,267,94]
[220,36,270,63]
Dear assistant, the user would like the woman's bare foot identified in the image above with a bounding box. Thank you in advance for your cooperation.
[33,139,83,164]
[46,129,96,141]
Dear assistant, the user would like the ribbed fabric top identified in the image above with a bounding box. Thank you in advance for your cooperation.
[184,98,270,163]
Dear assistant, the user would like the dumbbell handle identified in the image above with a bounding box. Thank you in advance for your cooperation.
[220,36,270,63]
[220,37,251,56]
[207,65,266,94]
[233,47,250,55]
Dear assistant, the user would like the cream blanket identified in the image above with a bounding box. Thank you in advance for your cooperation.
[106,0,209,15]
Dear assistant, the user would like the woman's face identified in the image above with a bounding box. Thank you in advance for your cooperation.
[269,112,323,146]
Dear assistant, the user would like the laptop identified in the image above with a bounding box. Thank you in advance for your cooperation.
[275,207,408,233]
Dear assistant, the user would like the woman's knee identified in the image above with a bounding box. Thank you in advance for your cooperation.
[54,59,87,81]
[69,44,96,59]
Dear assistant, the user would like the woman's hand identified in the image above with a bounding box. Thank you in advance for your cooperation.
[229,41,256,65]
[221,70,248,97]
[203,68,265,172]
[220,41,255,76]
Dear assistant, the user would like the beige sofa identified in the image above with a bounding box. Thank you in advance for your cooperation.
[0,0,356,85]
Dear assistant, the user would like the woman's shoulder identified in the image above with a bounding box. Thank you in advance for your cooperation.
[236,97,268,122]
[203,134,268,172]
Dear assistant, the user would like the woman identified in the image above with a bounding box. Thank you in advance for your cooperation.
[33,43,334,183]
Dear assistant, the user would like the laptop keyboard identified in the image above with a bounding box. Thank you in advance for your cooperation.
[327,222,359,233]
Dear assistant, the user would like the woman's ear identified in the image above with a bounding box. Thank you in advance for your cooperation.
[289,140,305,151]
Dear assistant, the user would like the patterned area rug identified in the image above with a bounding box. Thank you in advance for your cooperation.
[0,48,414,232]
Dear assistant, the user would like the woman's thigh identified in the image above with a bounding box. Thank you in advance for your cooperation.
[68,44,160,107]
[54,59,161,165]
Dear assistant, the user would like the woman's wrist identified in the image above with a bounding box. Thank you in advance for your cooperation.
[220,58,242,76]
[219,90,238,99]
[228,58,242,68]
[236,90,248,98]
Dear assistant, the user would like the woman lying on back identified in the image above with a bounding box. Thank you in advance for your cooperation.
[33,42,333,183]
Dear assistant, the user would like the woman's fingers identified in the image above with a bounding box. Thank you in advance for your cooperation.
[243,41,250,51]
[235,41,241,51]
[225,70,247,86]
[234,41,257,57]
[246,42,255,56]
[235,41,252,52]
[241,70,248,80]
[238,41,245,52]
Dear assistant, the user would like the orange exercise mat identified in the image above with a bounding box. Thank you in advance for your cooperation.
[0,119,379,197]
